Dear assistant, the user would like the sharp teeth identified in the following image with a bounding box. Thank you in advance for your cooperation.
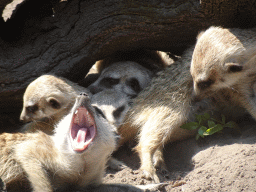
[75,110,78,114]
[74,114,79,124]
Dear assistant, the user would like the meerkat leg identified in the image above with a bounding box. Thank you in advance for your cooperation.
[135,121,167,183]
[17,158,52,192]
[15,136,54,192]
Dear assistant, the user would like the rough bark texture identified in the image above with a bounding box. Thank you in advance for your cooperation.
[0,0,256,112]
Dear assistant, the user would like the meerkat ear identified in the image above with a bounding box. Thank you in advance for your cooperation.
[46,97,61,109]
[225,62,243,73]
[196,31,205,40]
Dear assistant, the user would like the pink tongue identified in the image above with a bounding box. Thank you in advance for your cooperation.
[77,128,87,143]
[74,128,88,151]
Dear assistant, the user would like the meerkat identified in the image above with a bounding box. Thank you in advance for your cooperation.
[1,93,164,192]
[117,44,248,183]
[91,89,132,128]
[87,50,172,96]
[20,74,89,134]
[190,26,256,118]
[91,89,132,170]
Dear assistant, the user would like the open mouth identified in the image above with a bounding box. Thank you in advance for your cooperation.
[70,106,97,152]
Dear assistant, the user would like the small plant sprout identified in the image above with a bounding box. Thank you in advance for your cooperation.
[180,113,239,140]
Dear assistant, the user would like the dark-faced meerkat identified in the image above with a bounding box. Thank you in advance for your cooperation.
[91,89,131,128]
[87,50,172,96]
[190,26,256,118]
[20,74,89,134]
[1,93,164,192]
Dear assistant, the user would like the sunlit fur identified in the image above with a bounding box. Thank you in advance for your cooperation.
[191,26,256,120]
[20,74,88,134]
[1,95,117,191]
[118,45,249,183]
[191,26,256,97]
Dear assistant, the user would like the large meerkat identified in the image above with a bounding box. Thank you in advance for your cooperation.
[87,50,172,96]
[1,93,164,192]
[190,26,256,118]
[20,74,89,134]
[118,45,246,183]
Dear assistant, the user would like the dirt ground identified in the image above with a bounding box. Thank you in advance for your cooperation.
[104,114,256,192]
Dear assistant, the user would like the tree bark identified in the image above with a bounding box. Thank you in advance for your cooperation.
[0,0,256,111]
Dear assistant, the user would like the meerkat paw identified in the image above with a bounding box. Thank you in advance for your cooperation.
[153,156,169,176]
[107,157,127,171]
[141,166,160,183]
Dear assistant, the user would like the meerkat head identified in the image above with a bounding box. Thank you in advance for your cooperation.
[88,61,153,97]
[20,75,78,123]
[91,90,131,128]
[191,26,246,97]
[54,92,117,158]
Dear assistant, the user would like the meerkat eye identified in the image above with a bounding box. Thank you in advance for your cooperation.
[100,77,119,88]
[113,105,125,119]
[228,65,243,73]
[126,78,141,93]
[49,98,61,109]
[197,79,214,90]
[26,105,38,113]
[93,106,106,119]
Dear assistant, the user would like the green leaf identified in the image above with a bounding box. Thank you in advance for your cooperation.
[180,122,200,130]
[203,113,210,120]
[208,120,216,128]
[221,114,226,124]
[195,114,202,125]
[196,134,200,140]
[224,121,237,128]
[198,126,207,136]
[204,124,223,135]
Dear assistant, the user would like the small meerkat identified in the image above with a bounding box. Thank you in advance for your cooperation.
[87,50,172,96]
[190,26,256,118]
[20,74,89,134]
[1,93,164,192]
[191,26,256,96]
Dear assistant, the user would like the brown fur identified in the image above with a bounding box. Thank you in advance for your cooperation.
[20,74,88,134]
[1,94,165,192]
[191,26,256,119]
[118,45,246,183]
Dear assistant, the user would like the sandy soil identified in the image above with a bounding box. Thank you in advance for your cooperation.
[104,115,256,192]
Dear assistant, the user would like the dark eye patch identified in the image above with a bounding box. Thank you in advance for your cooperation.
[113,105,125,119]
[26,105,38,113]
[93,106,106,119]
[126,78,141,93]
[228,65,243,73]
[49,99,61,109]
[99,77,119,88]
[197,79,214,90]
